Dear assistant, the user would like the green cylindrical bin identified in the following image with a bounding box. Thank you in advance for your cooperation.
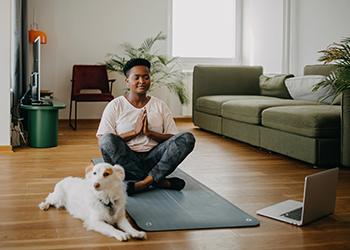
[20,98,66,148]
[27,109,59,148]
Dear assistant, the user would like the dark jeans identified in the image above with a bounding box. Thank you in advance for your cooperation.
[99,132,195,183]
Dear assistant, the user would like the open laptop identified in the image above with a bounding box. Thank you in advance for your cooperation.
[256,167,339,226]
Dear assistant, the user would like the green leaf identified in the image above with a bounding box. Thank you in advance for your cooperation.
[314,36,350,104]
[100,31,189,105]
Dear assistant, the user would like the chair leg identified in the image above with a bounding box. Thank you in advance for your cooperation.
[69,99,72,128]
[74,101,77,130]
[69,100,77,131]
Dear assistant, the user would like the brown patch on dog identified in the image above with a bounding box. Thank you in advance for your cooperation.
[85,164,94,175]
[103,168,113,178]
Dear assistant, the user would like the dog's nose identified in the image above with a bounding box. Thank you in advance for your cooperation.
[94,183,100,189]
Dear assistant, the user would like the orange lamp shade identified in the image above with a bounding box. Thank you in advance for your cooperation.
[29,30,47,44]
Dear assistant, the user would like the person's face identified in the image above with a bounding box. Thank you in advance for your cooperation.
[125,65,151,94]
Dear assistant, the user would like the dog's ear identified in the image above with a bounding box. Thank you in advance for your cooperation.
[113,164,125,181]
[85,164,94,178]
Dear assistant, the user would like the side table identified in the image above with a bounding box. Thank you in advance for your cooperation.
[20,97,66,148]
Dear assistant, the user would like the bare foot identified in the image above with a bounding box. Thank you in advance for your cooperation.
[126,176,185,196]
[126,175,154,196]
[155,179,171,189]
[134,180,152,192]
[153,178,185,190]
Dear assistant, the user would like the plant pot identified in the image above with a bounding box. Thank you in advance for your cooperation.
[341,90,350,167]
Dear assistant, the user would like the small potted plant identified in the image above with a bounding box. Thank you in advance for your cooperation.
[103,31,190,105]
[313,36,350,167]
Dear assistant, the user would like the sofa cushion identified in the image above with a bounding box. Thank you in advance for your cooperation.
[259,74,294,99]
[196,95,270,116]
[221,98,322,125]
[285,75,337,104]
[262,105,341,138]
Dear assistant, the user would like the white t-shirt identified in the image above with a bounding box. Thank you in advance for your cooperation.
[96,95,178,152]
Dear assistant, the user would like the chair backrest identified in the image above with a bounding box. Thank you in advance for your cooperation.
[72,65,110,94]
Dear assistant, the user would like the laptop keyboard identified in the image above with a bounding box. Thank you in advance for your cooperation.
[281,207,302,221]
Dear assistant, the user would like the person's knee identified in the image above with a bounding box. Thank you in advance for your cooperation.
[99,133,113,147]
[179,131,195,150]
[99,133,123,151]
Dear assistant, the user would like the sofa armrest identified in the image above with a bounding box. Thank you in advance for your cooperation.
[193,65,263,105]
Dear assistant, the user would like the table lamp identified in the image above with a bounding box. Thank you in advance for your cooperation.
[28,7,47,44]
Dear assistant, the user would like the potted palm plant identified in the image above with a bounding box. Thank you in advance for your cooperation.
[313,36,350,167]
[103,31,189,105]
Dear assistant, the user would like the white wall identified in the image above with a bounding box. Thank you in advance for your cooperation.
[242,0,350,76]
[242,0,283,74]
[28,0,183,119]
[0,0,11,147]
[290,0,350,76]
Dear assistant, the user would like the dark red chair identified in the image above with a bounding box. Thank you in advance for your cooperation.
[69,65,115,130]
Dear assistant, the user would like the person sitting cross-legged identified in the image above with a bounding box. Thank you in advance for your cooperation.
[96,58,195,196]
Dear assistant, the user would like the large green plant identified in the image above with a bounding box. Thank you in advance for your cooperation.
[103,31,189,105]
[312,36,350,103]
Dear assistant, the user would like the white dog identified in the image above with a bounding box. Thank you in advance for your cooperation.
[39,163,146,241]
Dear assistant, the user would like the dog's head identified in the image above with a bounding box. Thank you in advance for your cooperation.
[85,163,125,191]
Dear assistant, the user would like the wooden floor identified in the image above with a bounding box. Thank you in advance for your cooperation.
[1,119,350,250]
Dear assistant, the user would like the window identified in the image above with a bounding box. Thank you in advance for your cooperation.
[171,0,239,60]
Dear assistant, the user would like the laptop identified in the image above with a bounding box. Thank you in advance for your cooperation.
[256,167,339,226]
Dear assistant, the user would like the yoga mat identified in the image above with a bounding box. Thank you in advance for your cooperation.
[92,158,260,231]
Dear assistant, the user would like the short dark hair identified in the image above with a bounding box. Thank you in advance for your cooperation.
[123,58,151,77]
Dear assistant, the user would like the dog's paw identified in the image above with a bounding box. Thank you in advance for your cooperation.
[38,202,50,210]
[130,230,147,240]
[114,232,130,242]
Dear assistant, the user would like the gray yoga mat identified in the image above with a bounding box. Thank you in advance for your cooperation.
[92,158,260,231]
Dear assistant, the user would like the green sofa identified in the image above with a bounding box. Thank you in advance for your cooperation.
[193,65,342,166]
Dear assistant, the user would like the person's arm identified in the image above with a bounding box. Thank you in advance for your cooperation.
[97,134,102,144]
[118,108,147,142]
[97,101,117,145]
[118,130,140,142]
[98,107,148,144]
[142,112,173,143]
[144,130,174,143]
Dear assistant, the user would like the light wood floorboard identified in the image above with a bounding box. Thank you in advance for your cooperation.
[0,119,349,250]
